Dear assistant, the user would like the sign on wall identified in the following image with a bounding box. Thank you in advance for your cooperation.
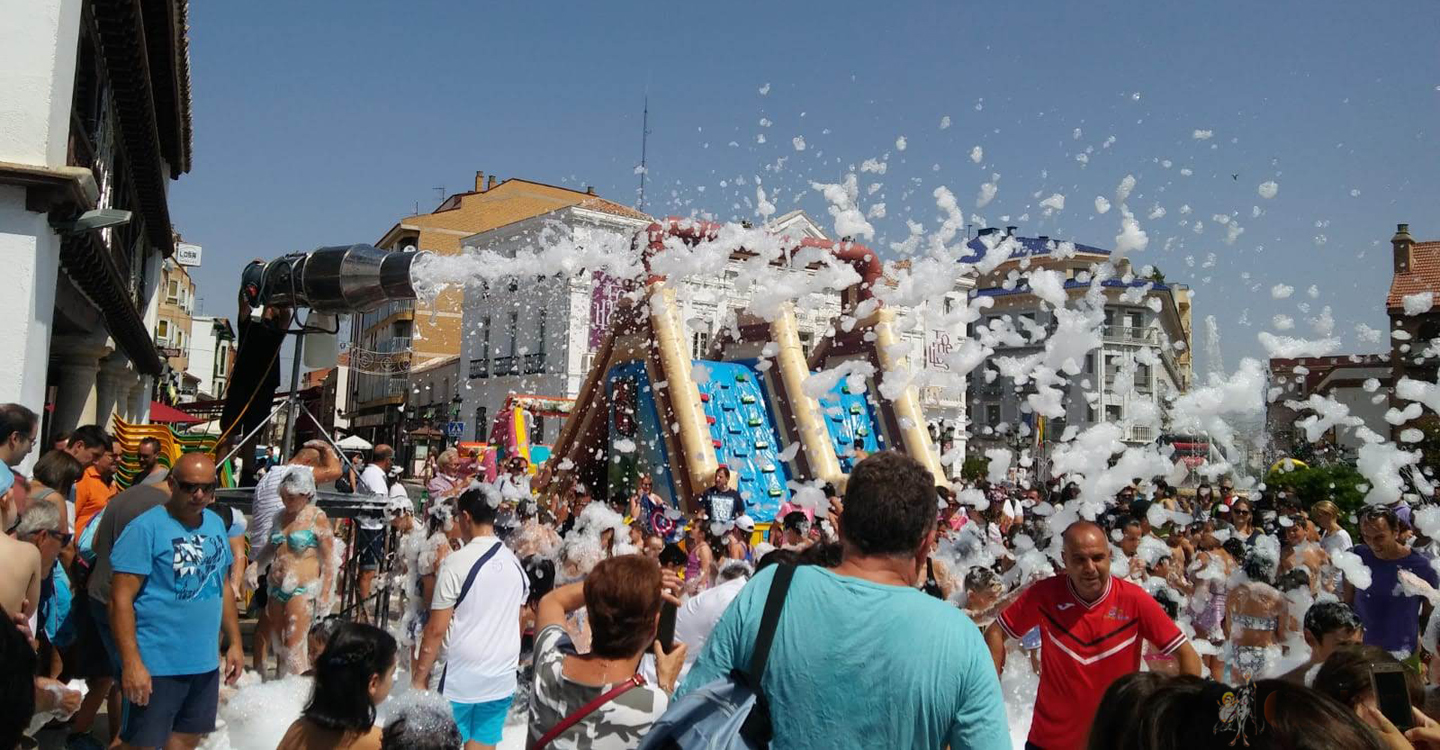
[175,243,203,267]
[926,329,954,371]
[589,271,624,349]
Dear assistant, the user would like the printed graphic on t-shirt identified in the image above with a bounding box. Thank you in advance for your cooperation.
[170,532,226,600]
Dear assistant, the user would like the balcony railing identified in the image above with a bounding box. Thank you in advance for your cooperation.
[1102,325,1159,345]
[375,337,412,354]
[468,358,489,379]
[1127,426,1156,442]
[492,355,519,376]
[524,352,546,374]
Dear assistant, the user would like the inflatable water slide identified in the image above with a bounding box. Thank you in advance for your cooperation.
[539,220,944,523]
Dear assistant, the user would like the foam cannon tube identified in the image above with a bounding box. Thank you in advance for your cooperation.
[242,244,420,314]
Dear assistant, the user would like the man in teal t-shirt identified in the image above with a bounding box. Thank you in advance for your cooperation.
[110,454,243,749]
[678,452,1009,750]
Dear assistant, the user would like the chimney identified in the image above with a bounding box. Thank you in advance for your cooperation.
[1394,223,1414,275]
[474,171,485,192]
[1005,226,1018,237]
[586,186,596,196]
[486,175,497,191]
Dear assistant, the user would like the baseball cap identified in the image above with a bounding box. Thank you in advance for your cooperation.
[734,515,756,533]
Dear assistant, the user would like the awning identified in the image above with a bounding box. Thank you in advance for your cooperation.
[336,434,373,450]
[150,401,202,424]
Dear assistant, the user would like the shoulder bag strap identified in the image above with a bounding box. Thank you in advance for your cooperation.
[437,541,503,694]
[747,563,796,682]
[454,541,503,608]
[532,674,645,750]
[738,563,797,745]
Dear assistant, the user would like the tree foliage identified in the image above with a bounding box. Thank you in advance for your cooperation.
[1265,460,1368,523]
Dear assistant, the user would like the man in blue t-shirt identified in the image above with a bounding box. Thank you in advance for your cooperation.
[1346,505,1439,657]
[110,453,243,749]
[679,452,1009,750]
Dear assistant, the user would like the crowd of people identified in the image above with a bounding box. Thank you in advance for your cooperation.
[9,395,1440,749]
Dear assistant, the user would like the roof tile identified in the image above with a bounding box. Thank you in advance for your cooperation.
[1387,241,1440,310]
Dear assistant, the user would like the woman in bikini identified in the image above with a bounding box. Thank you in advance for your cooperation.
[261,468,337,677]
[1225,546,1290,683]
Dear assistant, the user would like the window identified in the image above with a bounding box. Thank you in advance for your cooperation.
[156,319,169,342]
[481,316,491,359]
[507,311,519,355]
[440,377,449,404]
[985,403,1001,426]
[536,308,547,354]
[1086,404,1096,422]
[535,415,546,444]
[692,330,709,359]
[1106,404,1122,422]
[166,279,179,303]
[1136,363,1153,391]
[473,406,488,441]
[1085,353,1095,374]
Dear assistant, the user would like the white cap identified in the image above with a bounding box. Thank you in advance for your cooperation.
[734,515,756,533]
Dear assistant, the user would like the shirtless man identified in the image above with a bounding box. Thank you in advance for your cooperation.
[0,523,42,619]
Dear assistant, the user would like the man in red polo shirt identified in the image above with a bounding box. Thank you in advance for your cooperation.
[985,520,1202,750]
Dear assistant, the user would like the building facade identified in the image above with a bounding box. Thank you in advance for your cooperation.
[345,173,626,449]
[1386,223,1440,441]
[964,229,1194,450]
[1267,355,1391,460]
[0,0,194,455]
[156,257,196,402]
[457,209,972,473]
[185,316,235,401]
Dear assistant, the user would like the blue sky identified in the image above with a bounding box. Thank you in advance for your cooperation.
[174,0,1440,380]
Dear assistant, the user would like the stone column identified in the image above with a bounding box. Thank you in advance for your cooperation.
[49,336,110,433]
[95,352,133,430]
[130,376,153,422]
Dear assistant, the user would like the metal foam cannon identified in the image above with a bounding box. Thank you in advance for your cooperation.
[241,244,420,314]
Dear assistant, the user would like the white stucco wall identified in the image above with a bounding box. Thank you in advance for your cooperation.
[0,186,61,424]
[0,0,82,167]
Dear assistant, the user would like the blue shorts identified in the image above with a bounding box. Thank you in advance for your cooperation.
[450,694,514,746]
[121,669,219,746]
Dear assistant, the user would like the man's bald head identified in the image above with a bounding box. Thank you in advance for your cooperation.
[1062,520,1107,551]
[171,453,217,484]
[1061,520,1112,601]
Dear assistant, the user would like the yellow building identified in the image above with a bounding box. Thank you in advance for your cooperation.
[346,172,632,446]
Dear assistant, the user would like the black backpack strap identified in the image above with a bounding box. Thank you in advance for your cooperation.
[738,563,797,744]
[438,541,503,694]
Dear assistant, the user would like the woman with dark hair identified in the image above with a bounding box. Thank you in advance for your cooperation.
[1096,674,1395,750]
[277,622,398,750]
[527,554,687,748]
[1085,672,1167,750]
[1313,643,1426,717]
[27,449,83,533]
[1229,497,1260,544]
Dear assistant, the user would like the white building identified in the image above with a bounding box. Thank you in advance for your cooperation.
[185,316,236,401]
[0,0,194,453]
[964,228,1194,451]
[457,208,971,470]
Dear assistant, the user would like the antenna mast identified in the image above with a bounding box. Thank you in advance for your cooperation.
[638,96,650,211]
